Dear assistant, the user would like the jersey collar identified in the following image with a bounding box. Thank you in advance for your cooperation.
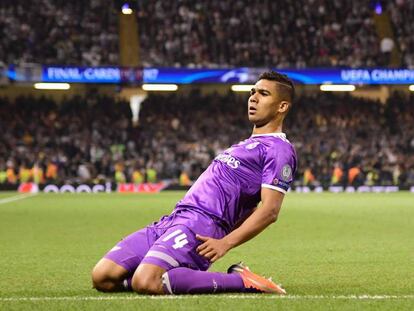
[251,132,286,139]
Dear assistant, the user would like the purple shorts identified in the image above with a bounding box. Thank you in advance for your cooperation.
[104,208,226,273]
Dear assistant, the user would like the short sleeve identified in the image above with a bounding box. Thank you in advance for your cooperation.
[261,143,297,194]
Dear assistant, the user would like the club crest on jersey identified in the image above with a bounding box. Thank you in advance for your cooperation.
[245,142,260,150]
[281,164,292,180]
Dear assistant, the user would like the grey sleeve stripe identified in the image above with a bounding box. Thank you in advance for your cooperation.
[145,250,179,267]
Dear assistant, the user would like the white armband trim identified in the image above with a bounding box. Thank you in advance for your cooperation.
[261,183,287,194]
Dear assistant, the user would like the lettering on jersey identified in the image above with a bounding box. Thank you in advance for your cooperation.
[245,142,260,150]
[281,164,292,180]
[215,154,240,169]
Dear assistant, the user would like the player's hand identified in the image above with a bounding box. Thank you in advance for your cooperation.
[196,234,231,263]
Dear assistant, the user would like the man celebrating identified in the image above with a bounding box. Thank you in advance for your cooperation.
[92,71,297,295]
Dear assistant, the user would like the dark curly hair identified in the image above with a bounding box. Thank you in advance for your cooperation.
[258,70,295,102]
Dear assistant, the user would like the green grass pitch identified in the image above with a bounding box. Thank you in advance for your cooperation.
[0,191,413,310]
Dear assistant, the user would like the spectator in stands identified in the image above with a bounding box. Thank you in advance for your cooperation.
[137,0,382,68]
[387,0,414,68]
[0,91,413,189]
[1,0,413,68]
[0,0,118,66]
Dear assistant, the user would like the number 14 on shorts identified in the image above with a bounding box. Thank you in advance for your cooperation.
[162,229,189,249]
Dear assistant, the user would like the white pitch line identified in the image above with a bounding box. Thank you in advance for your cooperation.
[0,193,37,205]
[1,295,413,302]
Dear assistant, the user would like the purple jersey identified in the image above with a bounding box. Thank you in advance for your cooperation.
[176,133,297,232]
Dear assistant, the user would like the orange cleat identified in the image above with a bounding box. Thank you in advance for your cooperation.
[227,262,286,295]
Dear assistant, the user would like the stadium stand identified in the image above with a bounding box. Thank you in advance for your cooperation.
[0,0,118,66]
[137,0,382,68]
[387,0,414,68]
[287,91,414,188]
[1,92,413,187]
[1,0,411,68]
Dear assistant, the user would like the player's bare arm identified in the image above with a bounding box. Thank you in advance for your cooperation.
[196,188,284,262]
[231,207,257,231]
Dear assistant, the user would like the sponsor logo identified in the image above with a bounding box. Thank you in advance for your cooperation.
[43,183,112,193]
[22,182,170,194]
[118,182,167,193]
[273,178,290,189]
[18,183,39,193]
[215,154,240,169]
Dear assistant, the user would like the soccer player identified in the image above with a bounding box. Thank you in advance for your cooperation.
[92,70,297,295]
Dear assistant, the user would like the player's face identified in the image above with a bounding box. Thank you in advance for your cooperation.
[248,79,282,126]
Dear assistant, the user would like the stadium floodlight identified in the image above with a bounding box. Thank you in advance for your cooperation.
[142,84,178,91]
[375,2,383,15]
[320,84,356,92]
[409,85,414,91]
[34,83,70,90]
[121,4,133,14]
[231,85,255,92]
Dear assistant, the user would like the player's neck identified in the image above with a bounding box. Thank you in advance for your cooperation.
[252,122,283,135]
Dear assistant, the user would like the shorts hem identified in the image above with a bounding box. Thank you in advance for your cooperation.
[103,254,136,273]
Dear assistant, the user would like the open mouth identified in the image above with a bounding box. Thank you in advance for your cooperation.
[249,107,257,114]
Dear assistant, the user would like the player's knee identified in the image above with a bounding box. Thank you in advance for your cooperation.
[91,258,130,292]
[93,280,118,292]
[91,264,117,292]
[131,271,163,294]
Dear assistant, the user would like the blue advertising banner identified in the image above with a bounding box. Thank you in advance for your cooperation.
[6,66,414,85]
[144,68,414,85]
[42,67,122,83]
[142,67,256,84]
[41,66,143,84]
[278,68,414,85]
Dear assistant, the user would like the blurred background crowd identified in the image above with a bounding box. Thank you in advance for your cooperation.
[1,0,413,189]
[1,92,413,188]
[0,0,413,68]
[0,0,118,66]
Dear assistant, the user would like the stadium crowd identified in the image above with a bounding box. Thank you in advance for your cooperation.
[1,0,413,68]
[1,91,413,188]
[0,0,118,66]
[387,0,414,68]
[138,0,383,68]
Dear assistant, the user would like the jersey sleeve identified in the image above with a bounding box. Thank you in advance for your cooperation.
[261,143,297,194]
